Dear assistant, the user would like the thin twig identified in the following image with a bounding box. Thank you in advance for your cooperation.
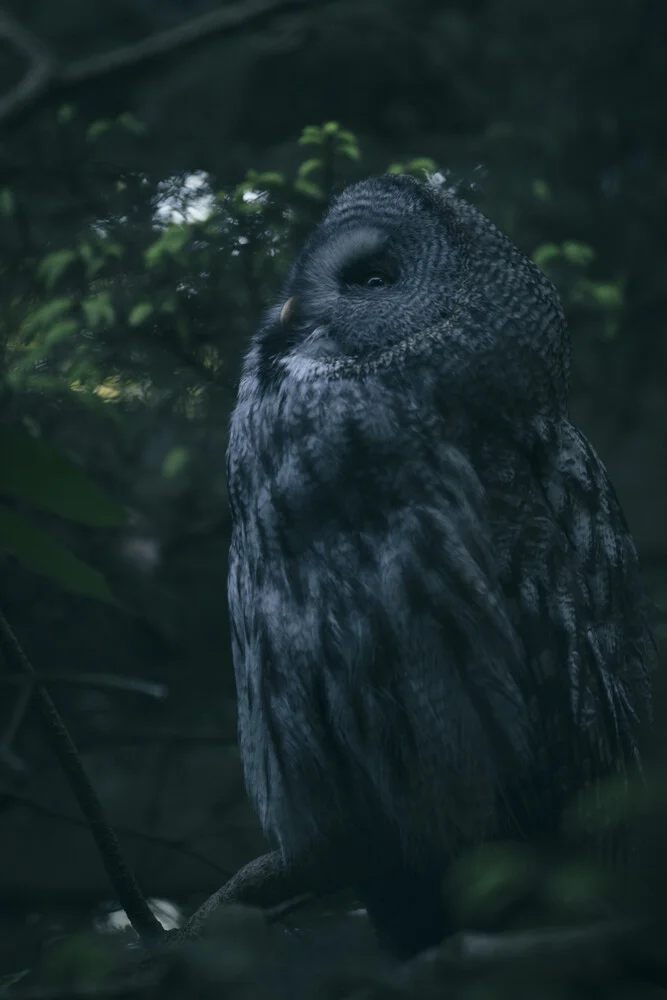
[0,9,55,123]
[77,732,236,748]
[0,671,168,699]
[0,790,231,878]
[0,609,164,948]
[0,0,319,128]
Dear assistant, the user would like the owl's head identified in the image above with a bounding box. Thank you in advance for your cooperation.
[252,174,568,413]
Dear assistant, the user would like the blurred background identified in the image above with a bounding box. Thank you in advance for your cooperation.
[0,0,665,976]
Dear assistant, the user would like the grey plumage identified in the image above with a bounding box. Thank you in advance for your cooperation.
[226,174,654,955]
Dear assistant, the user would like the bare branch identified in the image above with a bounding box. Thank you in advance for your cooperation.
[1,670,168,699]
[0,0,319,128]
[0,8,55,123]
[176,851,667,993]
[0,790,231,878]
[0,608,165,948]
[63,0,313,84]
[0,674,32,765]
[177,849,340,940]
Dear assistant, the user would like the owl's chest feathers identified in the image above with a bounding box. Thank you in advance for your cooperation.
[230,372,483,536]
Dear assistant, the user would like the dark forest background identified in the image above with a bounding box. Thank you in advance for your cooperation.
[0,0,666,992]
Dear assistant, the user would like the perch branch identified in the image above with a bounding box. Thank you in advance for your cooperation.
[177,848,340,940]
[176,850,667,993]
[0,0,319,128]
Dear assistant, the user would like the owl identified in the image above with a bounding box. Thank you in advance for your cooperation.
[226,174,654,957]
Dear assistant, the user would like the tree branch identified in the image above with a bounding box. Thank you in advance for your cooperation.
[0,8,55,123]
[175,851,667,993]
[0,608,165,948]
[176,849,340,940]
[0,0,319,129]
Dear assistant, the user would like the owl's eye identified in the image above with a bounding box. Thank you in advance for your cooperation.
[340,255,397,290]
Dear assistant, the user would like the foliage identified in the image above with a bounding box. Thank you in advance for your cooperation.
[0,424,123,601]
[0,101,662,625]
[0,1,663,992]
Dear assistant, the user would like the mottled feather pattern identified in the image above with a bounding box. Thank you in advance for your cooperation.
[227,174,654,953]
[229,374,532,865]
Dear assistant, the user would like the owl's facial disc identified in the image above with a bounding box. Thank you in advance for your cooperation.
[260,185,462,371]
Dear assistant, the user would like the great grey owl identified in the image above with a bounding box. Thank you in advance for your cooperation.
[226,174,654,956]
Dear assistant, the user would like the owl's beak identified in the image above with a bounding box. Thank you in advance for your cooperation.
[280,297,296,326]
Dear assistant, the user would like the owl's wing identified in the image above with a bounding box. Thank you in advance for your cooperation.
[228,434,536,863]
[493,416,655,852]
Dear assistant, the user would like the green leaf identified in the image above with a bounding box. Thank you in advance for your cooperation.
[298,126,323,146]
[86,120,111,141]
[337,142,360,161]
[162,446,190,478]
[116,111,146,135]
[0,188,14,217]
[574,279,625,309]
[0,427,125,527]
[255,171,285,187]
[297,158,323,179]
[43,319,79,348]
[37,250,77,290]
[78,242,105,278]
[294,178,324,200]
[405,157,437,174]
[129,302,154,327]
[0,504,116,604]
[532,178,552,202]
[592,282,624,307]
[145,225,191,267]
[102,241,124,260]
[532,242,562,270]
[561,241,596,267]
[448,844,539,923]
[386,162,406,174]
[40,932,117,988]
[542,860,608,914]
[322,121,341,134]
[21,298,74,337]
[57,104,76,123]
[82,293,115,329]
